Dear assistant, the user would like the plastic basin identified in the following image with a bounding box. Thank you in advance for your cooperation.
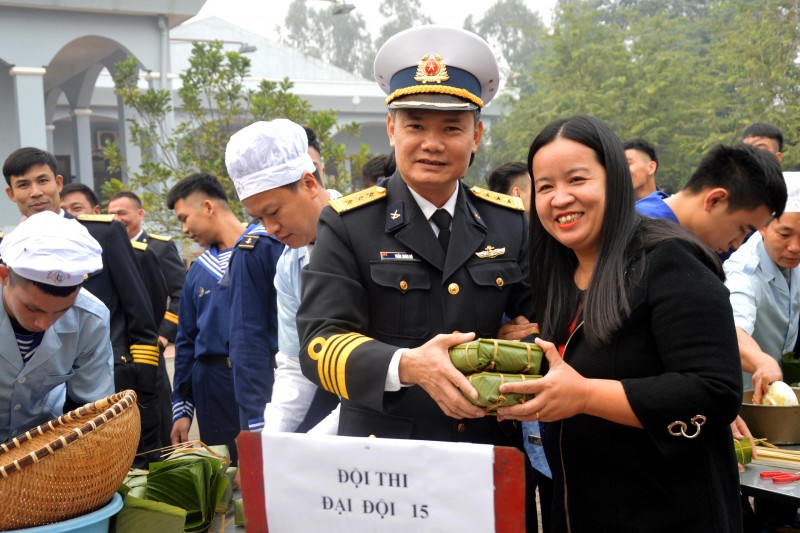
[5,493,123,533]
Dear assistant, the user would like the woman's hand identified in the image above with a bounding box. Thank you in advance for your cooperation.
[497,315,540,341]
[496,337,589,422]
[497,337,641,427]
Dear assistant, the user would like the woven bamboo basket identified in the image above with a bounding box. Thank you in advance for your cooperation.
[0,390,140,531]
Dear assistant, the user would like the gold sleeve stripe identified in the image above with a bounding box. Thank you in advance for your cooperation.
[130,344,160,355]
[132,354,160,366]
[312,333,358,393]
[322,333,361,395]
[164,311,179,325]
[307,333,372,400]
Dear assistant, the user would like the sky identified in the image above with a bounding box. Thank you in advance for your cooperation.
[190,0,558,41]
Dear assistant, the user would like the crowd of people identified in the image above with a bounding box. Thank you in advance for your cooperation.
[1,22,798,533]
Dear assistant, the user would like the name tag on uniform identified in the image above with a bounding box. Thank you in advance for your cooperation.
[380,251,419,262]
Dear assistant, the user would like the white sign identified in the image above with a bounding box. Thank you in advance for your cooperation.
[262,432,495,533]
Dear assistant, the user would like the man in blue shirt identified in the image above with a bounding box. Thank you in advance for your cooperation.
[0,211,113,442]
[636,143,785,254]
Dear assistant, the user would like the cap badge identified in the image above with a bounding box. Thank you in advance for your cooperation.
[47,271,70,285]
[414,53,450,84]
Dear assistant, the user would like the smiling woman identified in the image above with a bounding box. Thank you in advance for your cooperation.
[495,115,746,532]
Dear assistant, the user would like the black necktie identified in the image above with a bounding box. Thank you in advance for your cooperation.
[431,209,452,251]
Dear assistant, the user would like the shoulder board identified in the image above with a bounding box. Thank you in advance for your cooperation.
[469,186,525,211]
[147,233,171,242]
[131,241,148,252]
[238,235,259,250]
[328,186,387,214]
[78,213,116,223]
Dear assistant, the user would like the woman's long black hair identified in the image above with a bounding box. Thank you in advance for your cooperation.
[527,115,720,349]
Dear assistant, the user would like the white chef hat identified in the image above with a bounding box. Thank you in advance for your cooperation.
[225,119,317,200]
[0,211,102,287]
[784,172,800,213]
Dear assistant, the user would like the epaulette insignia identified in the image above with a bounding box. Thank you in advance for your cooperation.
[131,241,148,252]
[238,235,259,249]
[469,186,525,211]
[329,186,386,214]
[77,213,116,222]
[148,233,171,242]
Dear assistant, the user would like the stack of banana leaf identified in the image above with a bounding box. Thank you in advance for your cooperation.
[449,338,543,414]
[115,443,238,533]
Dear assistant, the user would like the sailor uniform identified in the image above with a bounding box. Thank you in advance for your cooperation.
[225,223,284,431]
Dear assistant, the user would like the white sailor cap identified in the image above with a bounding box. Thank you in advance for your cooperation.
[374,25,500,111]
[0,211,102,287]
[784,172,800,213]
[226,119,317,201]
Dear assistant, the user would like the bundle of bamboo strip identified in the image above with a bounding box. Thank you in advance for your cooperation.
[751,441,800,470]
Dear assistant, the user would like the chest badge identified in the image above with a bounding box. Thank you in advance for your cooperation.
[475,246,506,259]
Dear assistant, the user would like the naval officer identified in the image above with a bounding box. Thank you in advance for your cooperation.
[297,25,535,445]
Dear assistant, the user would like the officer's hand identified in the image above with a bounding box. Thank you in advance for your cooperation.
[497,316,539,341]
[399,332,485,420]
[171,417,191,445]
[752,354,782,404]
[158,336,169,350]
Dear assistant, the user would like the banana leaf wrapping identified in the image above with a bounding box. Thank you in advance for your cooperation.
[449,338,543,375]
[734,437,754,466]
[462,372,541,414]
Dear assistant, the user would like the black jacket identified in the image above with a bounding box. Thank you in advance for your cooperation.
[72,214,160,393]
[543,238,742,533]
[136,232,185,342]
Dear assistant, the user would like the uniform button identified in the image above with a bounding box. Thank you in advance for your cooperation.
[496,277,504,287]
[399,280,408,291]
[448,283,460,295]
[17,376,26,384]
[457,423,466,433]
[13,404,21,411]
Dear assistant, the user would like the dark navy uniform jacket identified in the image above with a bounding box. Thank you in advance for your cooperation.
[132,240,169,325]
[297,175,533,445]
[72,214,163,465]
[226,223,284,431]
[71,214,160,392]
[137,232,186,342]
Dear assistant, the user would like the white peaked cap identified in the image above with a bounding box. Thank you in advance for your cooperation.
[226,119,317,200]
[0,211,102,287]
[784,172,800,213]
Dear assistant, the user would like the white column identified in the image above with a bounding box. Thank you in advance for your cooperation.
[46,124,55,153]
[116,94,141,183]
[71,108,93,187]
[9,66,47,149]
